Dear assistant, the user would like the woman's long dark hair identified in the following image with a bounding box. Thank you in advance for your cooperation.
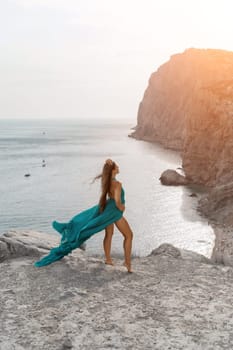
[91,160,116,213]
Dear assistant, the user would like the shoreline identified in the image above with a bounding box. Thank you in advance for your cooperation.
[130,132,233,267]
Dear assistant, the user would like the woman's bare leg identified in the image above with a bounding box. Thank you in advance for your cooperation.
[115,217,133,272]
[103,223,114,265]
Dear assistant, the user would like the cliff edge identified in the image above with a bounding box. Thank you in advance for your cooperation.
[1,230,233,350]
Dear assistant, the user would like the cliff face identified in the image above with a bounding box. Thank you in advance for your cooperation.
[131,48,233,185]
[183,78,233,185]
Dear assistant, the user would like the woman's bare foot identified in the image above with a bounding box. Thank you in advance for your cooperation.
[123,261,133,273]
[105,259,114,266]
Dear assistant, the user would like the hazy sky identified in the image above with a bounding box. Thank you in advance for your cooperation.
[0,0,232,120]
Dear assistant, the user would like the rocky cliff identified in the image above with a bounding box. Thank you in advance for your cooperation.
[183,77,233,185]
[198,181,233,227]
[2,230,233,350]
[130,48,233,186]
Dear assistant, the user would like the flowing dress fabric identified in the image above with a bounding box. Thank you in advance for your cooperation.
[34,187,125,267]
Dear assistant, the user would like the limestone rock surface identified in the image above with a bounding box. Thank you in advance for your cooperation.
[1,230,233,349]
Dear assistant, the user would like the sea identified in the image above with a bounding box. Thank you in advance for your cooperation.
[0,117,214,258]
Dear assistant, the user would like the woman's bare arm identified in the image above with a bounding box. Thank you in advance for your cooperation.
[114,182,125,212]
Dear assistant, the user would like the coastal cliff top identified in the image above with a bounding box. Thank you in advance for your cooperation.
[172,47,233,58]
[1,230,233,349]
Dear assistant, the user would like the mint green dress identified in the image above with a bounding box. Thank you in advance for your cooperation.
[34,186,125,267]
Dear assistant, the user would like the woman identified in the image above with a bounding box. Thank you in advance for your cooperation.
[34,159,133,272]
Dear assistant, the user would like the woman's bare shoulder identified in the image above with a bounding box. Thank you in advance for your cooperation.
[111,181,122,191]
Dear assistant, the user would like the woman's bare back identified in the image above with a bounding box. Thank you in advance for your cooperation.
[108,180,121,199]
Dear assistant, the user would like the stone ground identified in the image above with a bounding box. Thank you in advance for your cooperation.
[1,231,233,349]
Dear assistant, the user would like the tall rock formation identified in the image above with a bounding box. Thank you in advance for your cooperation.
[130,48,233,185]
[183,78,233,185]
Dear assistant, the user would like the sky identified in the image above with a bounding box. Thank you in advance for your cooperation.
[0,0,232,120]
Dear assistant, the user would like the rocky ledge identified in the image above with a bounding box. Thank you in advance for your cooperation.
[159,169,190,186]
[1,230,233,350]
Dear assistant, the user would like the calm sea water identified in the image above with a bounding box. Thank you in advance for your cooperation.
[0,118,214,258]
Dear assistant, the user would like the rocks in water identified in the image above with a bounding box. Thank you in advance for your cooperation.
[130,48,233,186]
[159,169,189,186]
[189,192,197,197]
